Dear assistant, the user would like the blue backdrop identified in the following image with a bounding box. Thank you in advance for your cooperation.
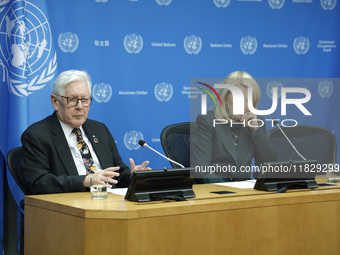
[1,0,339,253]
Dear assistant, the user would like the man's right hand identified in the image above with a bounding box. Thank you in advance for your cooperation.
[83,167,120,188]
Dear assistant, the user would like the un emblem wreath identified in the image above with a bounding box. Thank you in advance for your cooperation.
[0,0,57,97]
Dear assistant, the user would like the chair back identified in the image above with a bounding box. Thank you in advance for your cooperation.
[267,125,337,164]
[6,147,30,195]
[160,122,196,168]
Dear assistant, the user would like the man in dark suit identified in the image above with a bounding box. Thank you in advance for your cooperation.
[21,70,150,195]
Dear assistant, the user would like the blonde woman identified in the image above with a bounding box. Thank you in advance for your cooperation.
[191,71,277,183]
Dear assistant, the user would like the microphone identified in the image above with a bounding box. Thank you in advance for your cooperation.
[273,119,307,160]
[138,140,185,168]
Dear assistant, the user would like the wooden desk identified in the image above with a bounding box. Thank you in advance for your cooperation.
[24,178,340,255]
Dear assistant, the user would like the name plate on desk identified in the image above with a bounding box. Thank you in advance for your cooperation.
[125,168,196,202]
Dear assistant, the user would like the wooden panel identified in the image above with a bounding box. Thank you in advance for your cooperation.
[24,180,340,255]
[277,201,338,254]
[125,212,217,255]
[25,205,85,255]
[84,219,127,255]
[94,201,339,255]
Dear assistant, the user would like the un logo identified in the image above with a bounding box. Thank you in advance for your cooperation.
[293,36,310,55]
[58,32,79,53]
[213,0,231,8]
[156,0,172,5]
[92,83,112,103]
[320,0,337,10]
[124,34,143,54]
[266,81,283,99]
[318,80,333,98]
[0,0,57,97]
[184,35,202,55]
[124,131,144,150]
[268,0,285,9]
[240,36,257,55]
[154,82,173,102]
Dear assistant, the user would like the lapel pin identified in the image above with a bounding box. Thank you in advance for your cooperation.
[93,135,99,143]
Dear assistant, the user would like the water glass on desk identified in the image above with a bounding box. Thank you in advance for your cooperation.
[90,177,108,199]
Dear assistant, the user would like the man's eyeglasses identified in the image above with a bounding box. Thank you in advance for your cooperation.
[57,95,93,106]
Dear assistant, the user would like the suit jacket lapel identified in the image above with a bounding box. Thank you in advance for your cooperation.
[217,124,238,163]
[51,112,79,176]
[237,128,252,166]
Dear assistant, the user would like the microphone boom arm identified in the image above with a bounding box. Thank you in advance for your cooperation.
[144,144,185,168]
[138,140,185,168]
[275,123,307,161]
